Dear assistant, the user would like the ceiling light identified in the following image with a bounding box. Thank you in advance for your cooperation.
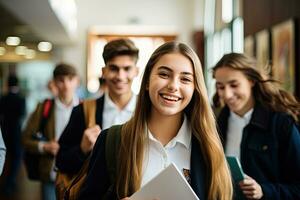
[25,49,36,59]
[0,47,6,55]
[6,36,21,46]
[15,46,28,55]
[38,41,52,52]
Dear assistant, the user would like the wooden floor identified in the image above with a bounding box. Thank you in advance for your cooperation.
[0,163,41,200]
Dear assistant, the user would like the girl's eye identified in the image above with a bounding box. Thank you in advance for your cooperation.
[158,72,169,78]
[230,84,238,88]
[181,77,193,83]
[216,86,224,90]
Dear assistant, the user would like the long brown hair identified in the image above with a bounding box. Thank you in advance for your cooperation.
[212,53,300,122]
[116,41,233,199]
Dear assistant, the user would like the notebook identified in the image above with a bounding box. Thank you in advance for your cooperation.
[130,163,200,200]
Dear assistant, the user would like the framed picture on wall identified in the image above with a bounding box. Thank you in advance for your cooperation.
[256,29,270,73]
[244,35,255,58]
[271,19,295,93]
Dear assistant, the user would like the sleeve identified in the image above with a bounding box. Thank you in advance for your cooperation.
[55,104,89,174]
[0,128,6,175]
[260,115,300,199]
[78,129,112,200]
[22,103,44,153]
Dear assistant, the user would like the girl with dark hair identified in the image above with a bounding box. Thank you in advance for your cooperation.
[213,52,300,199]
[79,42,233,200]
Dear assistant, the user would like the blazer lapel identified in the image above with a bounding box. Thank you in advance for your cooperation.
[190,135,208,200]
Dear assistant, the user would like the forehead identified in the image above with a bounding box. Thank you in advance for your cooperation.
[152,53,194,74]
[106,55,136,67]
[215,67,248,83]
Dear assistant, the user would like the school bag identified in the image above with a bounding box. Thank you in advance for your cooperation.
[64,124,122,200]
[56,99,121,200]
[55,99,96,200]
[24,99,54,180]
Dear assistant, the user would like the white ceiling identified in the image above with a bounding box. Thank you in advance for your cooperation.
[0,0,75,45]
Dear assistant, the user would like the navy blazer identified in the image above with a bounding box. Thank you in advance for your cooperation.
[56,96,104,174]
[78,128,209,200]
[217,103,300,200]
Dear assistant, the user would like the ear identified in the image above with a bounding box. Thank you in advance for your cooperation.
[133,65,139,77]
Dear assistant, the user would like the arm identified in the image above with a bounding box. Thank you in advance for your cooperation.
[22,103,44,153]
[78,129,112,200]
[56,104,88,174]
[260,116,300,199]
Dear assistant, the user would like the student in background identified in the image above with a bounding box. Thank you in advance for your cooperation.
[0,128,6,175]
[22,63,79,200]
[79,41,233,200]
[56,38,139,175]
[213,53,300,199]
[0,75,26,196]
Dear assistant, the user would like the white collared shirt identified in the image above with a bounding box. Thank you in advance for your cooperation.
[38,97,80,153]
[141,116,192,187]
[102,93,136,130]
[54,97,80,140]
[225,109,253,159]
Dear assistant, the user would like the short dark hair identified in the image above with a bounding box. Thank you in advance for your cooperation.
[53,63,77,79]
[102,38,139,64]
[99,77,106,85]
[8,75,19,87]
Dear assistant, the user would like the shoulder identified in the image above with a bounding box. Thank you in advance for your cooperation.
[271,111,295,129]
[95,125,122,147]
[270,111,299,138]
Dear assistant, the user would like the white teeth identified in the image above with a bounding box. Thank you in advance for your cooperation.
[161,94,180,101]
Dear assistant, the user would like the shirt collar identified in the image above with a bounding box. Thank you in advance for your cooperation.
[55,96,79,109]
[230,108,253,124]
[148,115,191,150]
[104,92,136,112]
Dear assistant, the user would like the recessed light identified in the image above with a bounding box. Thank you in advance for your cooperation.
[6,36,21,46]
[25,49,36,59]
[15,46,27,55]
[38,42,52,52]
[0,47,6,55]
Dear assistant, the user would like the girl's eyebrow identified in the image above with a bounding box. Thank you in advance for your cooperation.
[157,66,194,76]
[216,80,238,85]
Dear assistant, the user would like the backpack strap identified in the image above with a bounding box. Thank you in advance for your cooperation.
[82,99,97,128]
[105,125,122,183]
[35,99,54,139]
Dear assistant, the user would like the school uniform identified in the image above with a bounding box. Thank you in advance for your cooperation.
[217,103,300,200]
[56,94,136,175]
[23,97,79,200]
[78,118,209,200]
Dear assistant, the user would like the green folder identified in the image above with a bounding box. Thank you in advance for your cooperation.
[226,156,246,199]
[226,156,245,182]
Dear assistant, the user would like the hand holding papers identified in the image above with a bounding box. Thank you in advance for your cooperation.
[130,163,199,200]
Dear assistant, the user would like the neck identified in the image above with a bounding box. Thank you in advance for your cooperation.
[108,91,132,110]
[58,96,73,106]
[148,111,183,146]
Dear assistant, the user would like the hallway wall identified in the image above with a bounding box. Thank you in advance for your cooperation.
[59,0,204,85]
[243,0,300,97]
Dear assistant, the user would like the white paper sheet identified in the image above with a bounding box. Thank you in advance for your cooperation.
[130,163,200,200]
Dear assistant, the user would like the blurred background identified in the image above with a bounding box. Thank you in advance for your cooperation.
[0,0,299,199]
